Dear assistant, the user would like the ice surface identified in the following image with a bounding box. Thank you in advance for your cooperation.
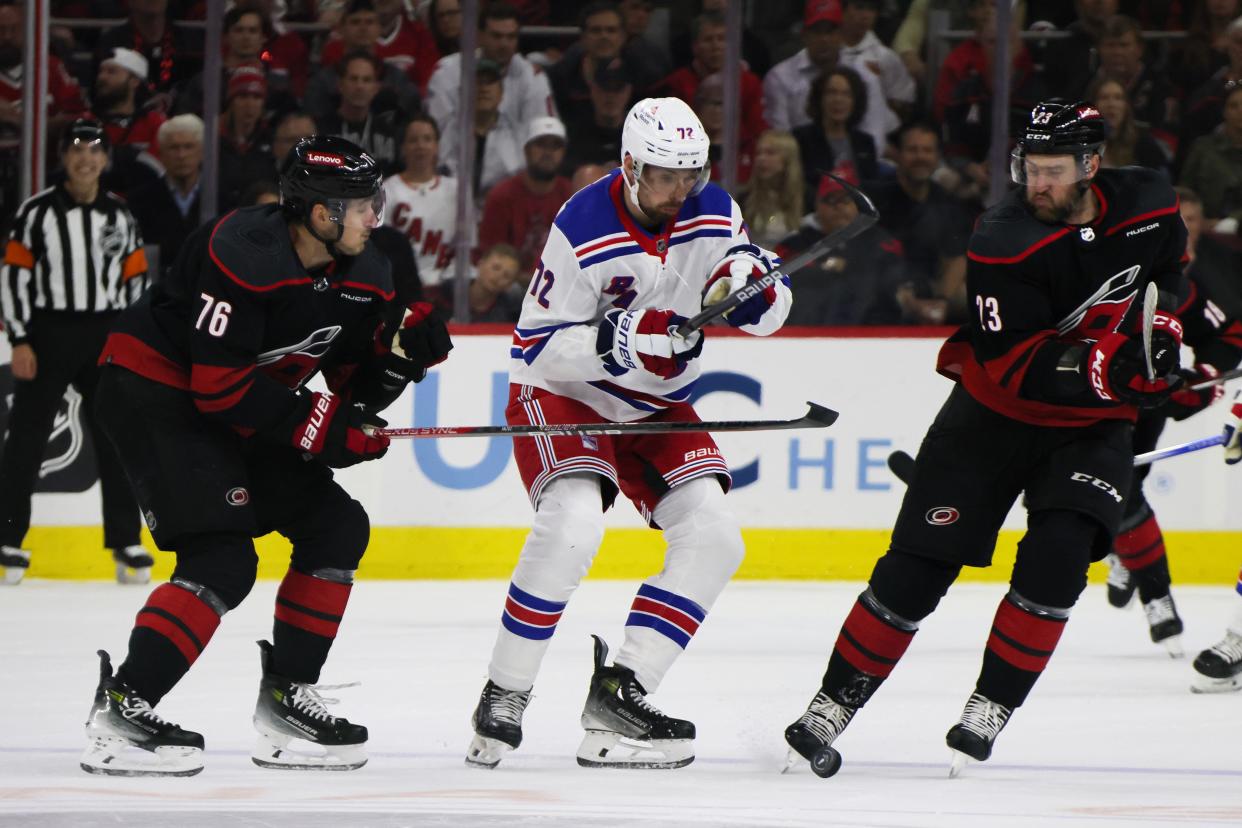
[2,579,1240,827]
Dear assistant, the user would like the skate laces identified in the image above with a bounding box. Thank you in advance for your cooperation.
[798,691,854,745]
[1210,632,1242,662]
[288,681,359,722]
[1105,555,1131,589]
[621,679,668,719]
[120,696,172,726]
[958,693,1011,740]
[1144,595,1178,626]
[484,685,531,726]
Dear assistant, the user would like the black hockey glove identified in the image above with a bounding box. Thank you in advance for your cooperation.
[287,391,390,468]
[1086,332,1183,408]
[394,301,453,377]
[1161,364,1226,421]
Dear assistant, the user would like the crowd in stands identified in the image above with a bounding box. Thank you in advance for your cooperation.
[3,0,1241,325]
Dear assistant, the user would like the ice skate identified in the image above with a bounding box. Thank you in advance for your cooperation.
[1143,594,1184,657]
[1191,631,1242,694]
[782,689,855,778]
[575,635,695,769]
[80,650,204,776]
[946,692,1012,778]
[111,545,154,585]
[0,545,31,585]
[251,640,367,770]
[1104,553,1135,608]
[465,680,532,768]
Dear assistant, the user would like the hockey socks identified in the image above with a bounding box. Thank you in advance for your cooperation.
[1115,513,1172,601]
[272,567,352,683]
[976,591,1069,710]
[119,579,225,705]
[822,589,918,708]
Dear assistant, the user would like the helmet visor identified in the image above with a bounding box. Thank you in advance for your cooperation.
[1010,148,1096,186]
[637,161,711,198]
[329,190,386,229]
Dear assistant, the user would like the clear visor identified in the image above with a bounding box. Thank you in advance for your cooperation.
[1010,148,1096,186]
[327,190,386,229]
[636,160,711,197]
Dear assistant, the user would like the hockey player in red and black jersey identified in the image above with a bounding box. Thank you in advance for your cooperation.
[783,101,1190,780]
[1103,187,1242,655]
[79,136,452,777]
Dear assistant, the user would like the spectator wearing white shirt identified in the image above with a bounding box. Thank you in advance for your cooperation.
[437,58,524,204]
[762,0,897,159]
[838,0,917,120]
[425,2,556,139]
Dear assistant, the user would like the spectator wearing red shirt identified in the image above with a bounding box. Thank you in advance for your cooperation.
[654,11,766,145]
[321,0,441,93]
[95,49,166,155]
[477,116,572,274]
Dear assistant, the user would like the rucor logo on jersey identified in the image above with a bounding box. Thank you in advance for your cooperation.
[925,506,960,525]
[306,152,345,166]
[1056,264,1141,337]
[257,325,343,387]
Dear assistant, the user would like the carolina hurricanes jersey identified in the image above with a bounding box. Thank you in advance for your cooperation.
[509,168,791,422]
[937,167,1188,427]
[382,173,457,287]
[99,205,395,437]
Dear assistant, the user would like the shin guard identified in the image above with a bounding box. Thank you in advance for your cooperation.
[272,567,352,683]
[823,589,918,708]
[977,590,1069,709]
[119,579,227,705]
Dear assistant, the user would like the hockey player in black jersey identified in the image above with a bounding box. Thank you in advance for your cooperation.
[80,136,452,776]
[1103,188,1242,653]
[784,101,1189,779]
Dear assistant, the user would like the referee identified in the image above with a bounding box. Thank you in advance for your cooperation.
[0,119,152,585]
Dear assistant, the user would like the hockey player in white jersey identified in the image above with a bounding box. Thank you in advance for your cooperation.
[466,97,792,770]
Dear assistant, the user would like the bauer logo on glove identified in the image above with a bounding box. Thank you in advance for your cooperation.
[701,244,785,328]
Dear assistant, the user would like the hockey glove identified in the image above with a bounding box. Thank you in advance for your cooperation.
[701,244,781,328]
[597,308,703,380]
[1224,391,1242,465]
[1162,364,1225,421]
[1086,332,1183,408]
[393,301,453,379]
[290,392,390,468]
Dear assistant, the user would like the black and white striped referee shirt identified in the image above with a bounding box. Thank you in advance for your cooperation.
[1,185,149,343]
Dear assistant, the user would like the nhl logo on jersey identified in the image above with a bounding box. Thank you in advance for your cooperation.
[98,223,126,258]
[1079,227,1096,242]
[656,239,667,253]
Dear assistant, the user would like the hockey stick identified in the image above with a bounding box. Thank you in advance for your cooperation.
[674,174,879,338]
[374,401,838,439]
[1141,281,1158,382]
[1133,434,1226,467]
[1190,366,1242,391]
[891,435,1225,477]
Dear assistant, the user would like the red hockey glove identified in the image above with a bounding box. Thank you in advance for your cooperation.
[1224,392,1242,465]
[1086,332,1183,408]
[291,392,390,467]
[597,308,703,380]
[393,302,453,380]
[1162,364,1225,421]
[701,244,782,328]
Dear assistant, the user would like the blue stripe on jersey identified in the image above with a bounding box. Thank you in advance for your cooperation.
[663,382,696,402]
[515,321,578,338]
[512,321,578,364]
[555,170,626,249]
[586,381,663,413]
[637,583,707,622]
[624,613,692,648]
[502,613,557,640]
[668,228,732,249]
[580,243,647,269]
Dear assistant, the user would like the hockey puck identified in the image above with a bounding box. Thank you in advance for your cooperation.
[810,746,842,778]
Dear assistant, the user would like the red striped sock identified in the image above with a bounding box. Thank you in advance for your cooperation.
[1115,514,1166,571]
[133,582,222,668]
[985,595,1068,674]
[272,568,352,682]
[834,596,916,680]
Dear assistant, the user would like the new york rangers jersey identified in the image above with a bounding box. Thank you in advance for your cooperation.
[509,168,791,422]
[382,173,457,286]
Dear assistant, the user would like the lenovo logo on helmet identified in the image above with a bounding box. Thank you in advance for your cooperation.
[306,152,345,167]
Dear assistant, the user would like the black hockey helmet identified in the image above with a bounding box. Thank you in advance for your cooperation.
[1011,101,1106,185]
[59,118,110,153]
[279,135,385,241]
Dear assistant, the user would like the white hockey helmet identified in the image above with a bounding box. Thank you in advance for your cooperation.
[620,97,711,204]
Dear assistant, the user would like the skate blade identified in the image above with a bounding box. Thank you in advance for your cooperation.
[575,730,693,769]
[1190,674,1242,694]
[948,749,973,778]
[1159,636,1185,658]
[80,737,203,777]
[781,748,804,774]
[465,734,513,769]
[252,727,367,771]
[2,569,25,585]
[115,563,151,585]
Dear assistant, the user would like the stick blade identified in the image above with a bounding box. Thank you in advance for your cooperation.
[803,402,839,427]
[887,450,915,485]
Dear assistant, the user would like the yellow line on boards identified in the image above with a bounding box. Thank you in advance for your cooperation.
[16,526,1241,584]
